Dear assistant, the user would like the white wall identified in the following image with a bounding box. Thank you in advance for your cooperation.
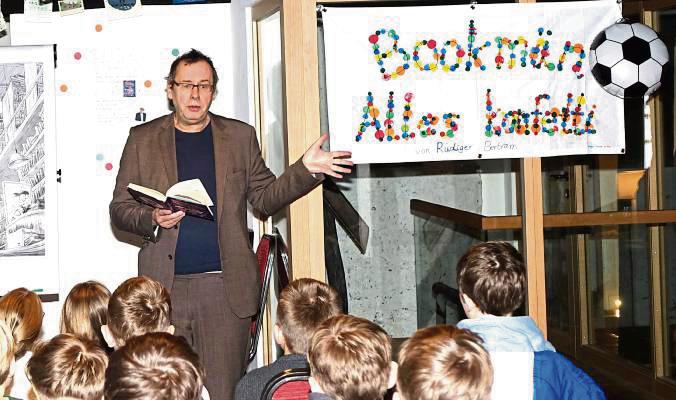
[5,4,253,340]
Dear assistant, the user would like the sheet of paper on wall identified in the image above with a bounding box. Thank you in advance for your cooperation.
[58,0,85,16]
[0,45,59,295]
[104,0,143,20]
[24,0,54,23]
[323,0,625,164]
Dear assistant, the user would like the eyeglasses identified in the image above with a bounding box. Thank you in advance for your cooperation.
[172,81,214,93]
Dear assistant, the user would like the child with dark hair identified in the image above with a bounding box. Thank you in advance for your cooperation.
[456,241,605,399]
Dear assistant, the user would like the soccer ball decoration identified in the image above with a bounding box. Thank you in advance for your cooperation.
[589,21,669,99]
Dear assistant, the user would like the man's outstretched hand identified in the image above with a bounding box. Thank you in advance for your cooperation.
[302,134,353,179]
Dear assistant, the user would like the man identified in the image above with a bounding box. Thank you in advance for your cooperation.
[110,49,351,400]
[135,107,146,122]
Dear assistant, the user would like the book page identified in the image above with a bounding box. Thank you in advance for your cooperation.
[166,179,213,206]
[128,183,166,202]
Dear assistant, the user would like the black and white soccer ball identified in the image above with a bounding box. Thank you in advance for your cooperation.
[589,22,669,99]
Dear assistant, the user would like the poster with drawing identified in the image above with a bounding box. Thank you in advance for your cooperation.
[323,0,625,163]
[0,46,58,294]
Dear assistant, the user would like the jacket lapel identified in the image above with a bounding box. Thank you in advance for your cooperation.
[210,114,231,225]
[158,114,178,188]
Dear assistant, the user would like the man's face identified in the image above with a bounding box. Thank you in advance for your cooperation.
[167,60,215,131]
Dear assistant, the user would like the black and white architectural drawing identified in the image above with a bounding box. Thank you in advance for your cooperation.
[0,63,46,256]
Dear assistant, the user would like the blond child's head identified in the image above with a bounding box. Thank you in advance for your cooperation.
[396,325,493,400]
[308,315,396,400]
[27,334,108,400]
[275,278,342,355]
[457,241,526,317]
[102,276,173,348]
[60,281,111,349]
[0,320,15,395]
[104,332,204,400]
[0,287,43,356]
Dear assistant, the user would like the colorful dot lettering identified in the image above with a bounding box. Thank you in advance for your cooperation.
[369,22,586,80]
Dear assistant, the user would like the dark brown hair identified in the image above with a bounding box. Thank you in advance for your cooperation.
[397,325,493,400]
[107,276,171,344]
[457,241,526,316]
[104,332,204,400]
[60,281,111,348]
[167,49,219,90]
[277,278,342,354]
[27,334,108,400]
[308,315,391,400]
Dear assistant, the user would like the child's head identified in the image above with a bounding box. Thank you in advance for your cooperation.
[60,281,111,348]
[26,334,108,400]
[396,325,493,400]
[308,315,396,400]
[275,278,342,355]
[102,276,173,348]
[104,332,204,400]
[0,287,43,356]
[457,241,525,317]
[0,320,15,394]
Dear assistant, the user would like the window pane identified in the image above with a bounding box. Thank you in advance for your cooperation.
[586,223,653,369]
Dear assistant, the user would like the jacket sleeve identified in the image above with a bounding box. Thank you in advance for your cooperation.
[109,130,156,241]
[534,351,606,400]
[245,126,322,216]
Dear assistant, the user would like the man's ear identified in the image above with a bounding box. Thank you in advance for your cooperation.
[309,376,323,394]
[101,325,120,349]
[166,325,176,335]
[388,361,398,389]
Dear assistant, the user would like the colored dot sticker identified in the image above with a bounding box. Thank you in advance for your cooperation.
[59,84,68,92]
[95,24,103,32]
[171,48,180,56]
[144,80,152,88]
[74,52,81,60]
[105,163,113,171]
[96,153,104,161]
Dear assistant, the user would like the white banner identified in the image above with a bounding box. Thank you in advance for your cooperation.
[324,0,624,163]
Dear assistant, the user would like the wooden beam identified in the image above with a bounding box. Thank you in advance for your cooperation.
[520,157,547,336]
[280,0,325,281]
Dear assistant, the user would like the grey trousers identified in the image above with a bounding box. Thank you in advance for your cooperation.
[172,273,250,400]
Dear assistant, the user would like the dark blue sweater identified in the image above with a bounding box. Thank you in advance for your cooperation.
[174,124,220,274]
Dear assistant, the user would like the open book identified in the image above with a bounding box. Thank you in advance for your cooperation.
[127,179,214,221]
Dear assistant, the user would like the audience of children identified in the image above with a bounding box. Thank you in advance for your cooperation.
[456,241,606,400]
[395,325,493,400]
[307,314,397,400]
[235,278,342,400]
[0,241,609,400]
[0,288,43,400]
[60,281,111,351]
[26,334,108,400]
[104,332,204,400]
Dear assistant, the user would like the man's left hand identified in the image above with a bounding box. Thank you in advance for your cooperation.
[302,134,353,179]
